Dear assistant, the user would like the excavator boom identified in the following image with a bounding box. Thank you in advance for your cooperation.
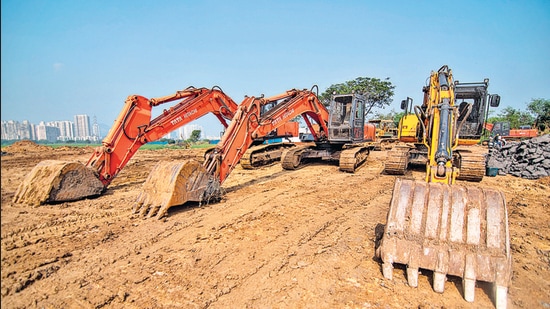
[87,86,237,186]
[423,66,459,183]
[13,86,239,206]
[213,88,329,183]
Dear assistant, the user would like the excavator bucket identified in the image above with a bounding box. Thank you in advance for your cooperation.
[13,160,105,206]
[376,178,511,308]
[133,159,221,219]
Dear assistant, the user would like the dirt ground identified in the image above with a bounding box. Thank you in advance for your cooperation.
[1,141,549,308]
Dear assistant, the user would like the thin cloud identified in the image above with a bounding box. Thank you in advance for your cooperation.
[53,62,64,71]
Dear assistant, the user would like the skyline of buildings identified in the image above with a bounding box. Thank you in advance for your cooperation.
[1,115,100,142]
[1,115,207,142]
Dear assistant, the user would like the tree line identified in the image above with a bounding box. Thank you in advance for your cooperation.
[319,77,549,133]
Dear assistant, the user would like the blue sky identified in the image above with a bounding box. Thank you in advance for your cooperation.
[2,0,549,137]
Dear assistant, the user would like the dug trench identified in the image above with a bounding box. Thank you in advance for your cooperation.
[1,143,549,308]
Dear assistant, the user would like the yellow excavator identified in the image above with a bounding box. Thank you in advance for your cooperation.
[376,66,511,308]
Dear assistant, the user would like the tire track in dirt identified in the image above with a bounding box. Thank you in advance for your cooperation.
[106,156,398,308]
[201,158,398,308]
[1,149,155,306]
[1,156,389,308]
[0,200,134,299]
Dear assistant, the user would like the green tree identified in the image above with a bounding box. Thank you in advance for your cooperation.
[319,77,395,116]
[188,130,202,143]
[488,107,534,129]
[527,98,550,132]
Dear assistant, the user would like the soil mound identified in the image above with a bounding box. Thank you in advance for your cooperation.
[4,140,54,153]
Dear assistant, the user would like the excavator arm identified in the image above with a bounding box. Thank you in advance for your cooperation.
[13,86,238,206]
[134,87,329,218]
[420,65,460,184]
[87,86,238,186]
[207,88,329,184]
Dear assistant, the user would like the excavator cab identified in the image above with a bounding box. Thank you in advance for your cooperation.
[328,93,366,143]
[454,79,499,143]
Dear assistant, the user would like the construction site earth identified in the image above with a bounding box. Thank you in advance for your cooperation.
[1,140,549,308]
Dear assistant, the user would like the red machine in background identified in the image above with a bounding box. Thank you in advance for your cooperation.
[485,121,538,140]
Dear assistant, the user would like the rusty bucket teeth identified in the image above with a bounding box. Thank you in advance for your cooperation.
[133,159,220,219]
[377,178,511,309]
[13,160,105,206]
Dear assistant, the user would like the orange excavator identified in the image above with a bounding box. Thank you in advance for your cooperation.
[281,91,377,172]
[485,121,538,141]
[133,86,377,219]
[13,86,239,206]
[242,91,377,172]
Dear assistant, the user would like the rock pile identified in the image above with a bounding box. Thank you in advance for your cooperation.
[487,134,550,179]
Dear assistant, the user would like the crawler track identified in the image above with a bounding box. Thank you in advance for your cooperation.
[383,147,410,175]
[339,146,370,173]
[240,143,296,169]
[456,152,486,182]
[281,145,312,170]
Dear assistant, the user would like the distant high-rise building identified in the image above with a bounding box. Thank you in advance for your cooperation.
[36,121,60,142]
[1,120,17,140]
[20,120,35,140]
[176,126,185,140]
[2,115,98,142]
[47,120,74,141]
[92,116,101,140]
[1,120,36,140]
[74,114,91,140]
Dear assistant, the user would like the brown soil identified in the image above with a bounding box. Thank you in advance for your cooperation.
[3,140,58,153]
[1,142,549,308]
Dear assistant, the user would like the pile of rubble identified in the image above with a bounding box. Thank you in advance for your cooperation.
[486,134,550,179]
